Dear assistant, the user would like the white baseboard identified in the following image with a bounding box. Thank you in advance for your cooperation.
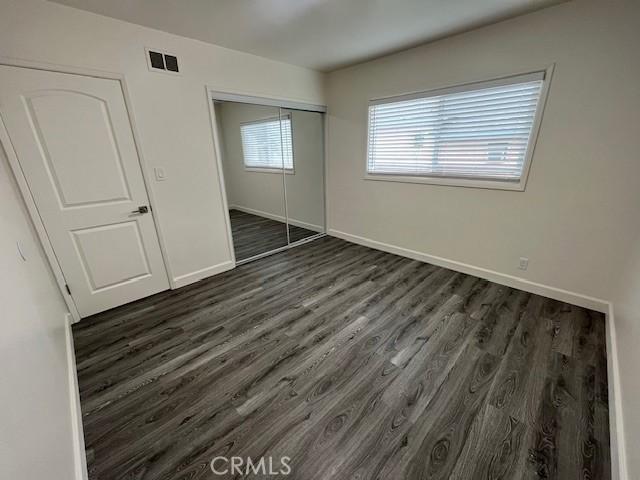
[171,260,235,289]
[230,204,324,233]
[328,228,626,479]
[64,313,88,480]
[605,304,629,480]
[328,229,609,313]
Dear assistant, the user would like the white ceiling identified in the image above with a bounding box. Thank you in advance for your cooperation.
[49,0,565,71]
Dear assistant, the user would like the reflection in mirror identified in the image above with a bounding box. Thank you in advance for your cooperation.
[214,101,288,261]
[282,108,326,243]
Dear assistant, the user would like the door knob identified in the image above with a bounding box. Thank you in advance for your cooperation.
[131,205,149,214]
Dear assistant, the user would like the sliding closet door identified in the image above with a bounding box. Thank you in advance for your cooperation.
[216,101,288,261]
[281,108,326,243]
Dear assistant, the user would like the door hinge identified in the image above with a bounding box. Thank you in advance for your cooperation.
[65,284,71,295]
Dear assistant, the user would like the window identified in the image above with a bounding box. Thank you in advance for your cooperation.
[240,116,293,171]
[366,71,548,189]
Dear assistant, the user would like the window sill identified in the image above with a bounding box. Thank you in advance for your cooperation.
[363,173,526,191]
[244,167,295,175]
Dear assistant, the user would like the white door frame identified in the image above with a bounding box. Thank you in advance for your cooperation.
[0,57,173,323]
[205,88,237,267]
[205,86,328,266]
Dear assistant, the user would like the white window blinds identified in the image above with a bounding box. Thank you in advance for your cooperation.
[240,116,293,170]
[367,72,545,182]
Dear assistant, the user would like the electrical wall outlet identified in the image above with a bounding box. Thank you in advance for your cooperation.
[518,257,529,271]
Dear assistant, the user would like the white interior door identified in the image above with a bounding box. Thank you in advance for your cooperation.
[0,65,169,317]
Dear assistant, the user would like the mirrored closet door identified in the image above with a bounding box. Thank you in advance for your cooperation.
[214,98,325,263]
[283,108,326,244]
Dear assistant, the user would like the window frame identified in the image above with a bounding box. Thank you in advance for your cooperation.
[364,66,554,191]
[240,114,295,174]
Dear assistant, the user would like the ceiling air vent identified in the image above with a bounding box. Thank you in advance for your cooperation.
[164,55,179,72]
[146,48,180,74]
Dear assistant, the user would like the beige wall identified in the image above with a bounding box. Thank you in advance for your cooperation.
[325,0,639,477]
[218,102,325,230]
[0,0,324,287]
[0,145,77,479]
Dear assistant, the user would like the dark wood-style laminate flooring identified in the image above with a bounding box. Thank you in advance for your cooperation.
[229,209,318,260]
[73,236,610,480]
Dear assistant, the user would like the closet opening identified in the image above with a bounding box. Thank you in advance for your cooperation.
[210,93,327,264]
